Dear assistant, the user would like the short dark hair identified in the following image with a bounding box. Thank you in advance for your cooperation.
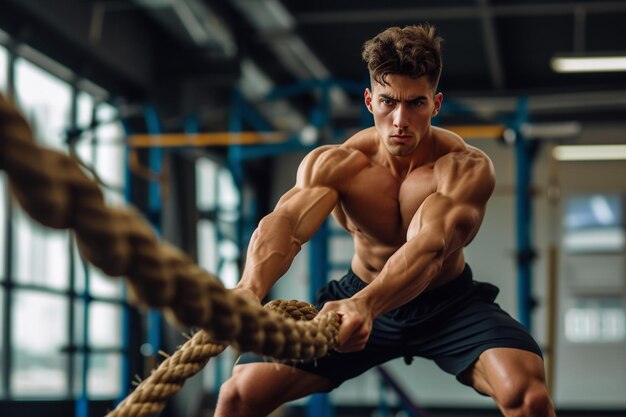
[362,24,443,89]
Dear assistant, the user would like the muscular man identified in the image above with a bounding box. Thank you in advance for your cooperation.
[216,24,555,417]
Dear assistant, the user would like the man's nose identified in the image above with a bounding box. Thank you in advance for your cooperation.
[393,104,409,129]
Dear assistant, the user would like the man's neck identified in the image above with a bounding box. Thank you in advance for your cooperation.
[381,129,435,179]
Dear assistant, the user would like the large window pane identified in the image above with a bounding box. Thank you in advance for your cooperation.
[75,91,95,164]
[217,168,240,210]
[12,207,69,290]
[198,219,217,273]
[95,103,125,194]
[0,43,7,92]
[77,91,94,129]
[563,194,625,253]
[196,158,218,210]
[74,301,122,349]
[12,290,68,396]
[74,353,121,398]
[90,302,121,347]
[90,267,123,298]
[89,354,121,397]
[14,57,72,150]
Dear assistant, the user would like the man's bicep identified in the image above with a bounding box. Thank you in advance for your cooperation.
[407,190,487,257]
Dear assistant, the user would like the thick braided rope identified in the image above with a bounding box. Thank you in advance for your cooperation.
[0,94,339,361]
[107,300,320,417]
[109,331,226,417]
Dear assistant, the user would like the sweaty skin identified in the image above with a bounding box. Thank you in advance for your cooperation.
[235,74,496,352]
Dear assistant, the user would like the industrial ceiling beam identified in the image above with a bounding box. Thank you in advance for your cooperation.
[230,0,349,110]
[297,1,626,25]
[478,0,505,91]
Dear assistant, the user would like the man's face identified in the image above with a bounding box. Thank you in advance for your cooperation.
[364,74,442,157]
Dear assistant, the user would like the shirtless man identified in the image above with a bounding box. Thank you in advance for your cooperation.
[216,24,555,417]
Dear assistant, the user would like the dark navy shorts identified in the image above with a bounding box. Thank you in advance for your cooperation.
[238,264,543,389]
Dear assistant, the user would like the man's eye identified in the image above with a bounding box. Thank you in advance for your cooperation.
[382,99,394,105]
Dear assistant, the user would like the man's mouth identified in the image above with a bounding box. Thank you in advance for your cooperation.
[390,134,412,143]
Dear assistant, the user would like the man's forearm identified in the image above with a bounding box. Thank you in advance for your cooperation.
[235,185,338,300]
[352,235,444,317]
[235,213,303,300]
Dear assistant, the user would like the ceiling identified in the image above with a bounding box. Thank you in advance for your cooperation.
[2,0,626,133]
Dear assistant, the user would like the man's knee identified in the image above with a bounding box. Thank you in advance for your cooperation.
[498,380,553,417]
[217,372,268,417]
[217,377,245,415]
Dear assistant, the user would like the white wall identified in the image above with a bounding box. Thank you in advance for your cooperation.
[551,123,626,408]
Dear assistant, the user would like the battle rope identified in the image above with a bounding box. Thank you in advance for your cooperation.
[108,300,320,417]
[0,94,340,414]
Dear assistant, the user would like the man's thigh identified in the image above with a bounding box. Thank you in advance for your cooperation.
[228,362,335,405]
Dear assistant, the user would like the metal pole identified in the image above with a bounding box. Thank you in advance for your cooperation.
[77,258,91,417]
[117,109,134,403]
[2,36,17,399]
[545,144,561,394]
[307,221,334,417]
[513,97,538,330]
[143,105,163,394]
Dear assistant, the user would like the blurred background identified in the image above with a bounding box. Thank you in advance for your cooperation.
[0,1,625,416]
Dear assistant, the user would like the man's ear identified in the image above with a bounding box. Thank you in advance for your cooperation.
[432,92,443,117]
[364,88,373,113]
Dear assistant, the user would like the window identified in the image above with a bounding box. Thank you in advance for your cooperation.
[2,49,129,402]
[14,57,72,150]
[73,299,123,397]
[563,194,624,253]
[562,194,626,343]
[73,97,125,299]
[10,57,74,398]
[196,158,241,289]
[12,291,68,396]
[12,57,72,288]
[12,208,70,291]
[565,298,626,343]
[70,97,127,397]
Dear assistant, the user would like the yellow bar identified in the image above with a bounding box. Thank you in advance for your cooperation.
[128,125,505,148]
[129,131,289,148]
[445,124,506,140]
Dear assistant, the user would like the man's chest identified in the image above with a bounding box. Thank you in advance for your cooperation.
[336,164,436,243]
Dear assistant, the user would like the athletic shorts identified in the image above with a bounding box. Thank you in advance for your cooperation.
[237,264,542,390]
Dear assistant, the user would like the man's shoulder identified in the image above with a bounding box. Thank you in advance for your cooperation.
[431,127,493,169]
[435,145,493,175]
[307,126,379,165]
[304,143,368,165]
[431,149,495,205]
[297,143,370,187]
[343,126,379,154]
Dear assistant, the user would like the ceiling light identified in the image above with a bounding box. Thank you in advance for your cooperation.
[551,55,626,73]
[552,144,626,161]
